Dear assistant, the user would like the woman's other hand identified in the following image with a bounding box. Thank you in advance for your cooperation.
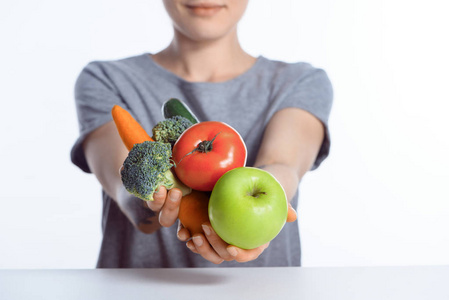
[147,187,182,228]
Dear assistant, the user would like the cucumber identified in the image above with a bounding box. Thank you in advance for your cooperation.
[162,98,199,124]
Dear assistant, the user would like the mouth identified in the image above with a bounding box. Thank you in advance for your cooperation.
[184,2,226,17]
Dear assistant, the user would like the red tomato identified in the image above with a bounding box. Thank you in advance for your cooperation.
[172,121,247,191]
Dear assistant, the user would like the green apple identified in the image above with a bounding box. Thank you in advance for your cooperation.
[208,167,288,250]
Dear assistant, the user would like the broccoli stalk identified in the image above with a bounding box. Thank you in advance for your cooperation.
[152,116,193,147]
[121,141,191,201]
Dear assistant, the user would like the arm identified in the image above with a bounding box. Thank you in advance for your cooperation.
[180,107,325,263]
[253,107,324,199]
[83,121,183,234]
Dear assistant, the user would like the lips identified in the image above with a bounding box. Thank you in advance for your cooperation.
[185,2,226,17]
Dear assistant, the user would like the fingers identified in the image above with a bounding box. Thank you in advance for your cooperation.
[177,220,191,242]
[188,234,224,265]
[201,223,234,261]
[186,240,199,254]
[184,222,270,264]
[286,202,297,223]
[158,188,182,227]
[146,187,182,228]
[147,186,167,212]
[226,242,270,263]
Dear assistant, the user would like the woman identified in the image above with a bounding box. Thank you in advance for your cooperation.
[71,0,332,267]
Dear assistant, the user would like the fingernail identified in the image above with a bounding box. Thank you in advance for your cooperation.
[186,241,195,251]
[202,224,211,236]
[170,190,180,202]
[177,231,186,240]
[227,246,238,257]
[193,236,203,247]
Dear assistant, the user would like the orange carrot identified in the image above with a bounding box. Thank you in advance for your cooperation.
[111,105,153,151]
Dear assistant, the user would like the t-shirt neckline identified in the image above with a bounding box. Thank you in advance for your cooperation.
[142,52,264,87]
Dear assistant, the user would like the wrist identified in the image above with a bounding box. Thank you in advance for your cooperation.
[116,185,161,234]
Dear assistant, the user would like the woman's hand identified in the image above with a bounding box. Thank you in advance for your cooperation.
[180,222,270,264]
[177,203,297,264]
[147,186,183,228]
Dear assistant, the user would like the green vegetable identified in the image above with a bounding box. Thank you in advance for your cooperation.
[121,141,191,201]
[152,115,193,147]
[162,98,199,124]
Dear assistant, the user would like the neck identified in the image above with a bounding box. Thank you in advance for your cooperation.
[153,29,256,82]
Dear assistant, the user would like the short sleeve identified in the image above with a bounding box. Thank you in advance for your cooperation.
[70,62,125,173]
[278,67,333,170]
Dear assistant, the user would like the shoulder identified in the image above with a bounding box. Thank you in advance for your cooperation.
[75,53,151,92]
[80,53,150,76]
[258,56,331,88]
[259,56,322,77]
[257,56,332,93]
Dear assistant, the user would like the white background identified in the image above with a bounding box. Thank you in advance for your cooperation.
[0,0,448,268]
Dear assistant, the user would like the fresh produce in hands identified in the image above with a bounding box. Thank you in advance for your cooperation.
[111,105,192,201]
[113,102,291,255]
[120,141,191,201]
[172,121,247,191]
[208,167,288,249]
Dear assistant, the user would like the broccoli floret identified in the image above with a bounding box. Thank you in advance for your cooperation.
[121,141,191,201]
[152,116,193,147]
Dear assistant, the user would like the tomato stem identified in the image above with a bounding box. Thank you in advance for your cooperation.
[176,132,221,165]
[196,132,220,153]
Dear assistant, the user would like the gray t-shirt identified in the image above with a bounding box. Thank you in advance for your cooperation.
[71,53,333,268]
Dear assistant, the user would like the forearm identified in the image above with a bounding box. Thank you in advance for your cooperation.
[253,108,325,202]
[84,121,161,233]
[254,163,301,202]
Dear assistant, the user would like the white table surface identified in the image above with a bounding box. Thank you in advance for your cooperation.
[1,266,448,300]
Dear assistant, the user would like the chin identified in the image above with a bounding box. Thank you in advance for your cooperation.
[176,22,236,42]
